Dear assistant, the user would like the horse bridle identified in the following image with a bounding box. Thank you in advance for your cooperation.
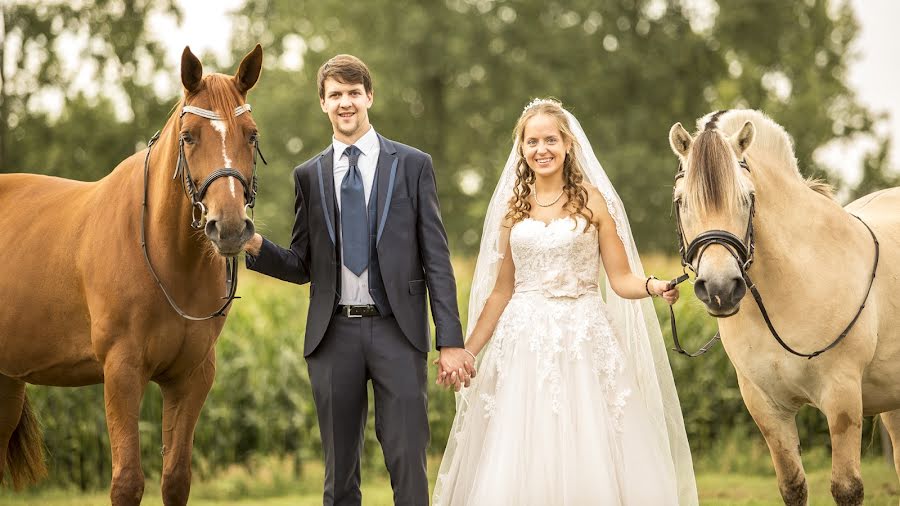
[140,103,267,321]
[669,159,880,359]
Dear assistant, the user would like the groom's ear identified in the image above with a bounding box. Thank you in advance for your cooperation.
[669,122,693,159]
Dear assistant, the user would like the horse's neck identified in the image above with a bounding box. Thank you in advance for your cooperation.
[733,158,874,339]
[752,161,846,268]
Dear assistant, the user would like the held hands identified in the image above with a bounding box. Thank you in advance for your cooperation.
[647,277,680,305]
[433,347,477,392]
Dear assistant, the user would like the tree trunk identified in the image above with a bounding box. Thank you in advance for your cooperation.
[0,7,8,171]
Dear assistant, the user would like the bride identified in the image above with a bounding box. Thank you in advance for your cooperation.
[432,99,698,505]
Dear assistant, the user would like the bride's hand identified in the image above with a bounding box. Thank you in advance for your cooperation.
[433,348,476,390]
[650,279,680,305]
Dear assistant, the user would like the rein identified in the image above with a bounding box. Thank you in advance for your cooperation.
[140,104,266,321]
[669,159,880,359]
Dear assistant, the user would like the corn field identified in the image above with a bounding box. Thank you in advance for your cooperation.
[19,256,887,490]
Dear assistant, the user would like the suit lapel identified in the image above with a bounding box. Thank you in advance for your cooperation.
[315,146,338,245]
[375,135,399,246]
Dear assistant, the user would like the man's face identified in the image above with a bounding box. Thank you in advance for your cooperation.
[320,78,373,142]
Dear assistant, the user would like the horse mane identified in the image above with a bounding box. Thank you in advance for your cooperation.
[683,124,754,216]
[184,73,245,128]
[697,109,835,200]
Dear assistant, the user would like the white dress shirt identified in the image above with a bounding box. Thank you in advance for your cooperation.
[332,126,380,305]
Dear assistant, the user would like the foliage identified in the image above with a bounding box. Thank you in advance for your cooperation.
[2,1,895,250]
[0,0,179,179]
[16,256,892,491]
[228,0,887,253]
[850,136,900,200]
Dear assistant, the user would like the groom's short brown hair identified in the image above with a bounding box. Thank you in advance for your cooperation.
[317,54,373,99]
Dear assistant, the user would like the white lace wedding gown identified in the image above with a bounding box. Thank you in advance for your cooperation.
[433,216,681,505]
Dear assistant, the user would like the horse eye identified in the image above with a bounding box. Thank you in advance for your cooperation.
[181,132,195,145]
[249,132,259,144]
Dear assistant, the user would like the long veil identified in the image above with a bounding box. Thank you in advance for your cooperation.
[453,102,698,504]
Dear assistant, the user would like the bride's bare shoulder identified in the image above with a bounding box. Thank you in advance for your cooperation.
[581,183,611,223]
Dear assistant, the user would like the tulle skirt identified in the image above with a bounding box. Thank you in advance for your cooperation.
[433,292,680,505]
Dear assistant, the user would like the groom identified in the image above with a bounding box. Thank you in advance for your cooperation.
[243,54,473,505]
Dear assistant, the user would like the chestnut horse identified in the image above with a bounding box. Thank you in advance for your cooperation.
[0,45,264,505]
[668,109,900,506]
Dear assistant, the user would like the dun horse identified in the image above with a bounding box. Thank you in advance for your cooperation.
[668,109,900,506]
[0,45,264,505]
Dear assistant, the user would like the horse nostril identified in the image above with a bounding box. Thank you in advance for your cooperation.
[693,278,709,303]
[204,219,220,240]
[730,276,747,304]
[241,219,255,242]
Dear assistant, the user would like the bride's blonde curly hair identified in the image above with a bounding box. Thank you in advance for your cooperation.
[506,98,593,228]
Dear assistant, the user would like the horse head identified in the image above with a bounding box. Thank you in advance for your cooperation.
[177,45,263,257]
[669,113,757,317]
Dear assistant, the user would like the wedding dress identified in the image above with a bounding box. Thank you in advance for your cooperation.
[433,101,697,506]
[433,216,680,505]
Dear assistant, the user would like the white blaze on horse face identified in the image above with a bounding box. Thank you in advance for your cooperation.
[210,119,237,198]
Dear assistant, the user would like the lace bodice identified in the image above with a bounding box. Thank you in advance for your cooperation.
[510,216,601,298]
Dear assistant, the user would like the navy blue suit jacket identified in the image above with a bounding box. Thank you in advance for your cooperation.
[247,134,464,356]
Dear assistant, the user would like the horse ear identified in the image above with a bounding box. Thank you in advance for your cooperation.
[234,44,263,94]
[734,120,755,154]
[669,122,692,158]
[181,46,203,94]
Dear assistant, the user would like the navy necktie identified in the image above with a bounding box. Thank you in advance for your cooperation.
[340,145,368,276]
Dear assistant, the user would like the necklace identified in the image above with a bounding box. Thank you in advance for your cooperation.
[533,186,565,207]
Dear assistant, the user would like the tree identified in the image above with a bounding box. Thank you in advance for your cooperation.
[227,0,881,253]
[1,0,180,179]
[850,136,899,200]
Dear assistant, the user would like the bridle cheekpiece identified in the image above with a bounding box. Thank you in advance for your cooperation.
[139,102,267,321]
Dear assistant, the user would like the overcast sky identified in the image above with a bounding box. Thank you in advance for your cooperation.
[154,0,899,184]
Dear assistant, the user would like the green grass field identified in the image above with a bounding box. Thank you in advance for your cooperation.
[3,458,898,505]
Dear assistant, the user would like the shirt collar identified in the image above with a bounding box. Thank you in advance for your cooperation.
[333,126,378,159]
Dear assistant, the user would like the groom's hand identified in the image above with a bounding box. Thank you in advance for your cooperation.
[434,347,476,391]
[243,233,263,256]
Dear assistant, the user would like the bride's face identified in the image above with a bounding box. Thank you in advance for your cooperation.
[522,114,572,179]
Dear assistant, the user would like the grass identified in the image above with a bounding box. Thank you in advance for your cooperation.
[3,457,898,505]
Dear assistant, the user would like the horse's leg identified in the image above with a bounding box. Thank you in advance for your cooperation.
[879,409,900,504]
[103,353,148,506]
[821,383,864,506]
[158,349,215,506]
[737,371,807,505]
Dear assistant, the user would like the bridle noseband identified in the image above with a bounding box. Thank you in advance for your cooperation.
[669,158,880,359]
[140,103,267,321]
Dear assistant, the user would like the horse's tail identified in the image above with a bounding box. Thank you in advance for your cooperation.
[3,394,47,489]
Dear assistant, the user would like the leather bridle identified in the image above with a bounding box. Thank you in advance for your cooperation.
[668,158,879,359]
[140,103,267,321]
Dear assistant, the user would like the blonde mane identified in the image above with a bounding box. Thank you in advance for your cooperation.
[682,114,754,216]
[697,109,834,199]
